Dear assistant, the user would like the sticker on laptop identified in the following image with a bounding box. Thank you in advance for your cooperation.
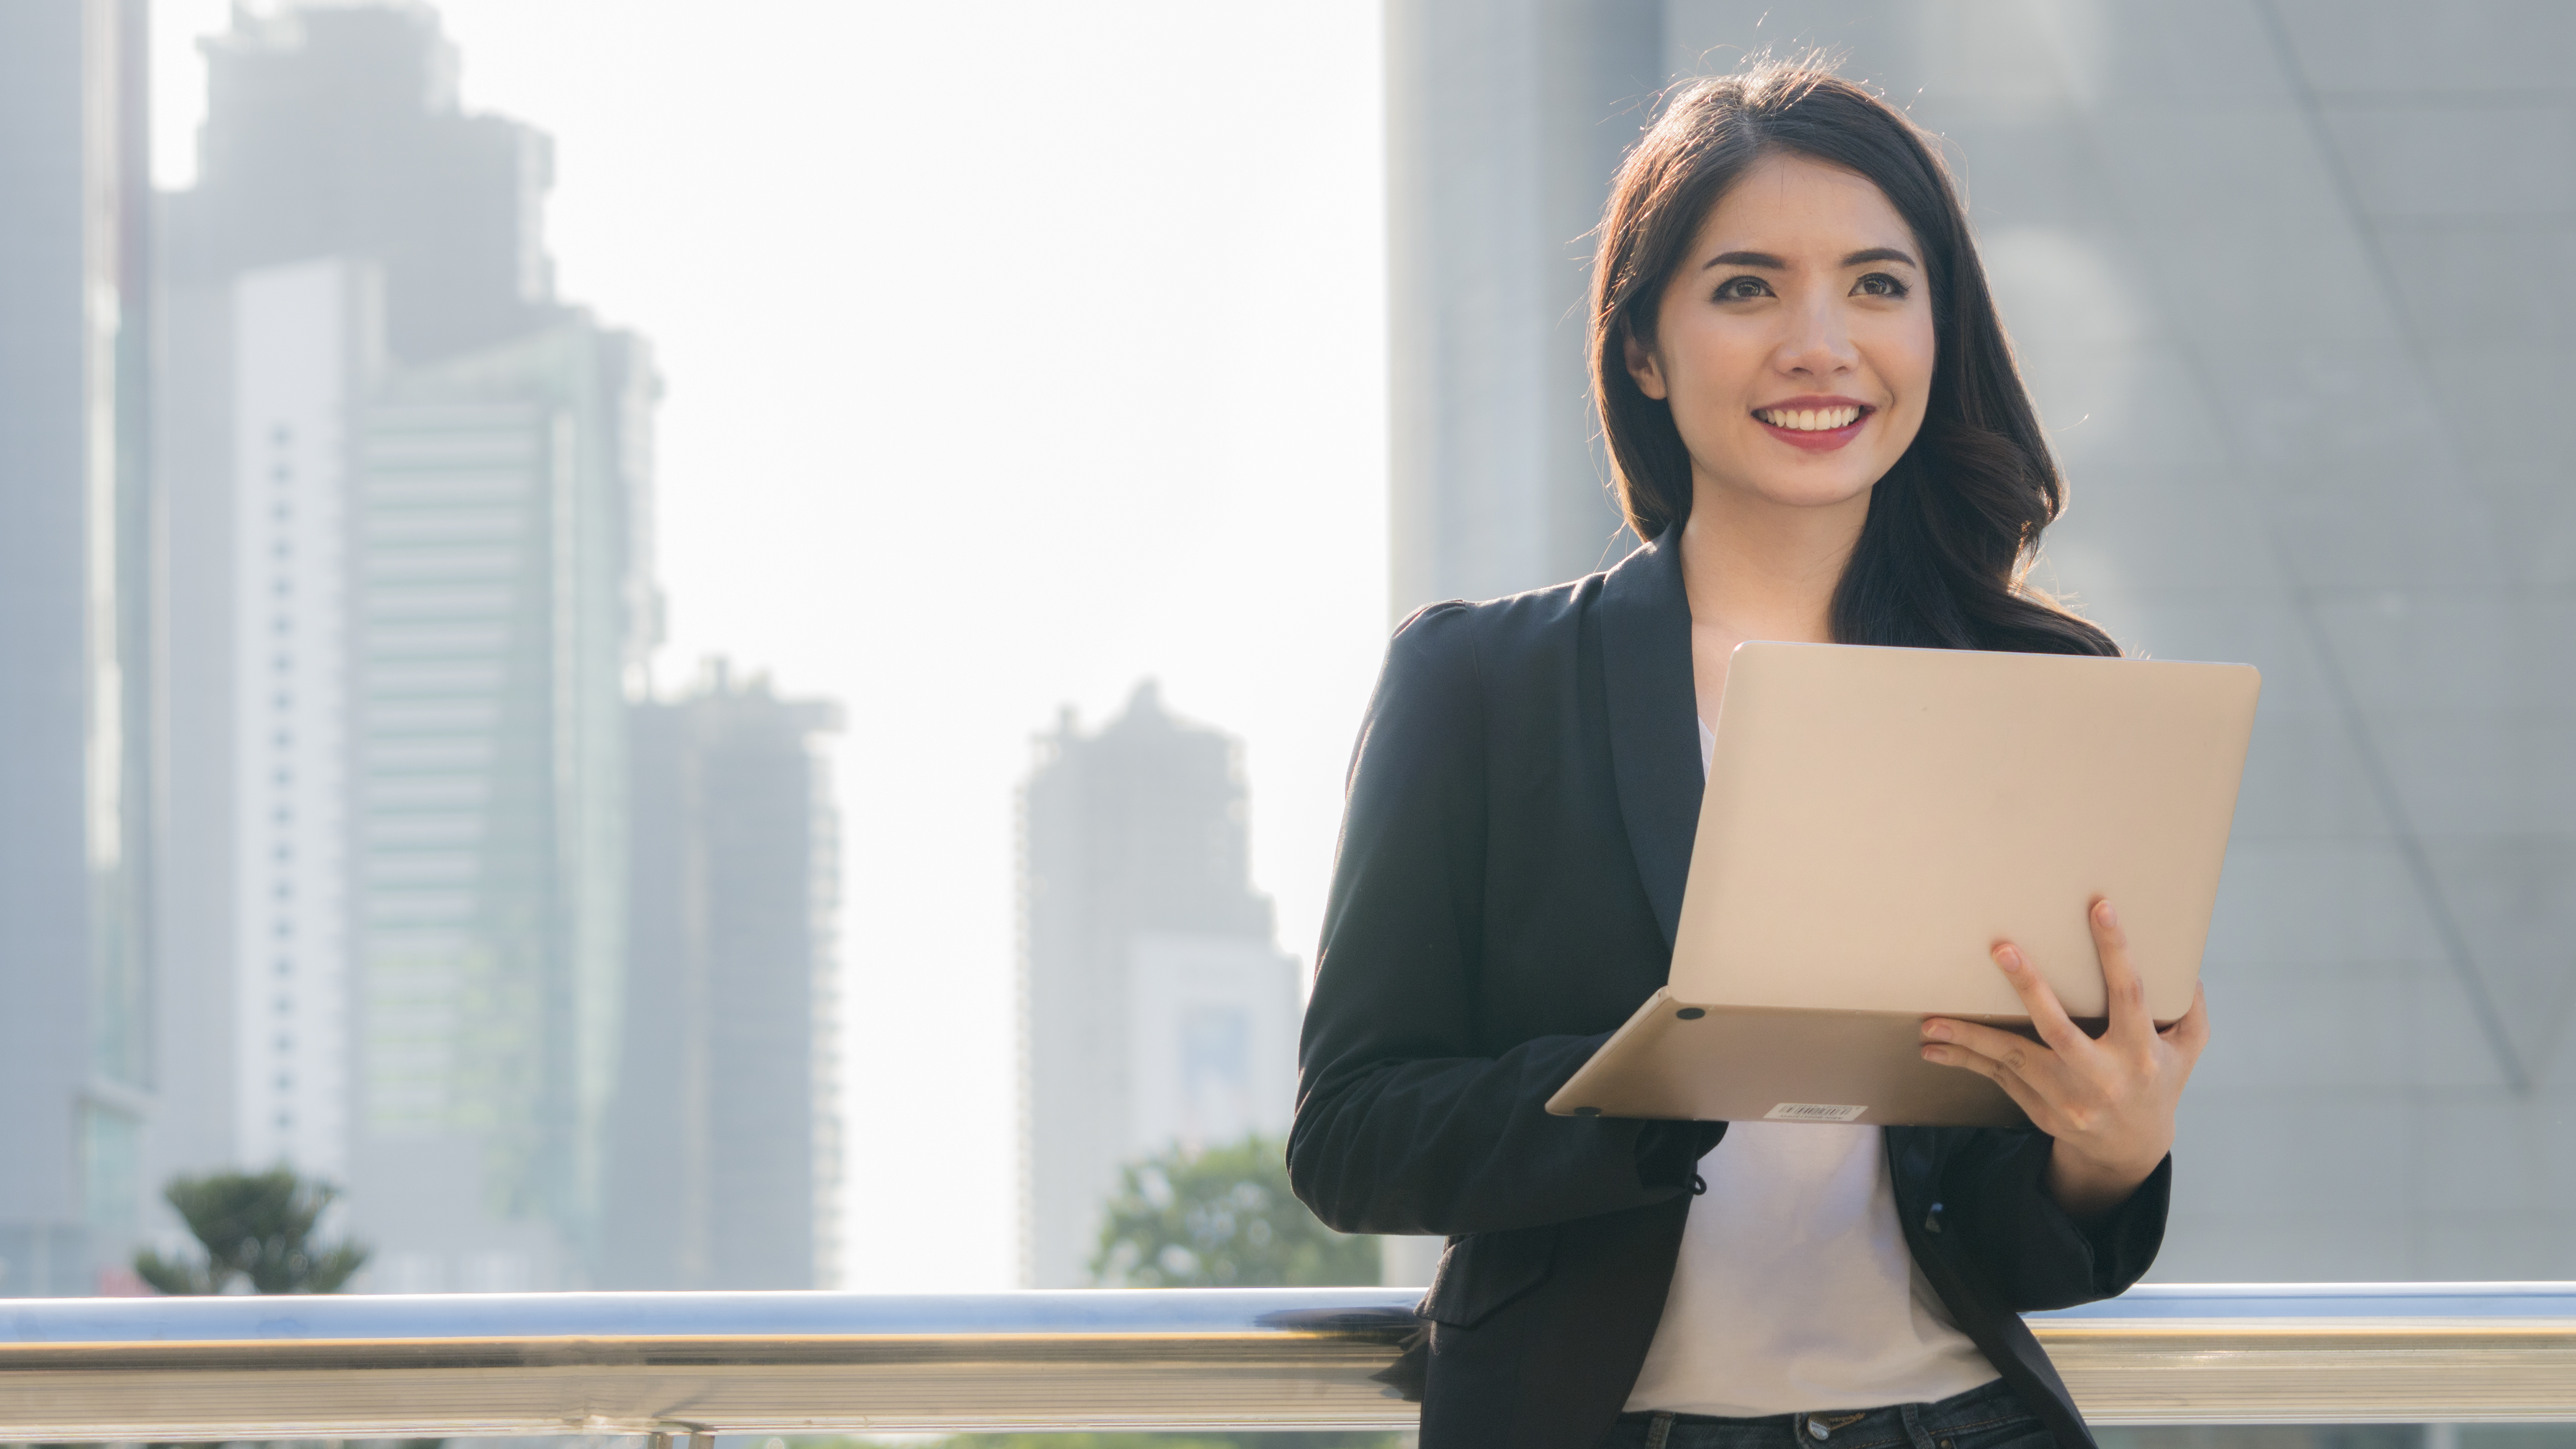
[1765,1102,1867,1122]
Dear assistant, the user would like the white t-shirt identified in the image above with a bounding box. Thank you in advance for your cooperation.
[1623,721,1996,1417]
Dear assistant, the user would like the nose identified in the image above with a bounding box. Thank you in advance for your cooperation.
[1776,289,1856,379]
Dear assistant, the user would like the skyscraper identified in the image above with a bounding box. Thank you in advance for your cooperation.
[349,320,655,1290]
[1017,684,1301,1288]
[164,0,554,364]
[1385,1,2576,1280]
[1386,0,1658,615]
[154,0,657,1290]
[0,0,156,1297]
[603,666,844,1290]
[220,258,374,1190]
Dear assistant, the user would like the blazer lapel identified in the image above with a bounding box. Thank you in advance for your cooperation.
[1595,524,1701,947]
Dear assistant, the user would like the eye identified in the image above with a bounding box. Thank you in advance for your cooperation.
[1853,271,1911,299]
[1713,275,1773,302]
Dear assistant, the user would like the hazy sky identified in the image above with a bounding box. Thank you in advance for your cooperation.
[152,0,1390,1290]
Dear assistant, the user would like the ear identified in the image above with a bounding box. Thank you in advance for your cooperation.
[1623,328,1669,400]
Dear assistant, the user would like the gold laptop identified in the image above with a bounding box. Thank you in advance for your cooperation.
[1546,641,2260,1128]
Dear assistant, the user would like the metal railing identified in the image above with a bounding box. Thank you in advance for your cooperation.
[0,1282,2569,1438]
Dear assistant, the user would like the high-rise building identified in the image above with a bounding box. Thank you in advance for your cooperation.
[348,320,655,1290]
[154,1,658,1290]
[602,666,843,1290]
[219,258,374,1190]
[156,251,380,1226]
[1017,684,1301,1288]
[1385,0,2576,1280]
[164,0,554,364]
[0,0,156,1297]
[1386,0,1658,615]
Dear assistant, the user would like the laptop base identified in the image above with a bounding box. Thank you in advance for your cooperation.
[1546,989,2052,1128]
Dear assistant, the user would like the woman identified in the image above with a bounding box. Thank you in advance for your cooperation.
[1289,64,2209,1449]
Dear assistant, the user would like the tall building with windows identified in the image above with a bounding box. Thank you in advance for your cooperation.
[1017,684,1301,1288]
[0,0,156,1297]
[164,0,554,365]
[1386,0,1660,614]
[602,666,843,1290]
[347,321,654,1290]
[1386,0,2576,1281]
[158,250,379,1225]
[155,0,658,1290]
[220,259,374,1189]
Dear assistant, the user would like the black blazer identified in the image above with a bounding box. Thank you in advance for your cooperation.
[1288,527,2170,1449]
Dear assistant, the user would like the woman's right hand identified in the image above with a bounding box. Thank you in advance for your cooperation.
[1918,898,2210,1221]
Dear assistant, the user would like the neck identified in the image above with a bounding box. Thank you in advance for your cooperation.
[1675,478,1870,644]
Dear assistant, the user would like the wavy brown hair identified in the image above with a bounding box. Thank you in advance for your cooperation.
[1590,63,2115,656]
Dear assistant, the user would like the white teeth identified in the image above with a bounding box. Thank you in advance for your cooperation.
[1758,405,1862,431]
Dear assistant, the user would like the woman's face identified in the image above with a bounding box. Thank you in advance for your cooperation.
[1627,151,1936,515]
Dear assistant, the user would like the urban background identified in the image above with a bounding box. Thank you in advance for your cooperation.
[0,0,1388,1306]
[0,0,2568,1373]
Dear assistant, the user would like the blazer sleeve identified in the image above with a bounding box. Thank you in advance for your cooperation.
[1287,604,1723,1239]
[1944,1130,2172,1310]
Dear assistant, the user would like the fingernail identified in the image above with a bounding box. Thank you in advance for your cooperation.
[1994,944,2022,970]
[2098,900,2119,928]
[1922,1021,1951,1042]
[1920,1045,1943,1062]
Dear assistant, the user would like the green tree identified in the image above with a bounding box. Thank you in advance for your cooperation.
[1089,1133,1379,1288]
[133,1166,370,1295]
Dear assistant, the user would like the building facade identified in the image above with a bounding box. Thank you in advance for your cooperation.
[0,0,156,1296]
[348,321,654,1290]
[221,259,373,1189]
[1386,0,1661,615]
[1018,684,1301,1288]
[1386,0,2576,1280]
[602,667,843,1290]
[166,0,555,366]
[154,1,658,1290]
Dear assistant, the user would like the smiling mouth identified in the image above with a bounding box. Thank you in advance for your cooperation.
[1753,404,1867,431]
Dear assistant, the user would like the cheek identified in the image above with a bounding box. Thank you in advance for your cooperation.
[1888,316,1937,409]
[1664,319,1768,422]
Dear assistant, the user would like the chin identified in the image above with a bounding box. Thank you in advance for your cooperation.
[1736,465,1883,512]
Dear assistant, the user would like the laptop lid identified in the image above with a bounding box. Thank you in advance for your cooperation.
[1672,642,2260,1022]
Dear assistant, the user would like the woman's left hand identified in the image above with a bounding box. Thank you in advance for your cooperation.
[1918,898,2211,1222]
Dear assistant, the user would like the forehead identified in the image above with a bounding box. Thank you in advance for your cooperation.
[1694,151,1916,257]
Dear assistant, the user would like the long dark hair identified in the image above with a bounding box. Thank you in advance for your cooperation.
[1589,63,2116,657]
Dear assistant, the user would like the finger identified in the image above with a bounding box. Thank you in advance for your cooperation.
[2159,980,2211,1064]
[1921,1039,2057,1131]
[1922,1017,2062,1091]
[1923,1024,2082,1123]
[1986,1059,2056,1129]
[1992,941,2091,1055]
[2092,898,2155,1048]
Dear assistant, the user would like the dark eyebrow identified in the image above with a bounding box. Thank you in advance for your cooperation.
[1700,246,1920,271]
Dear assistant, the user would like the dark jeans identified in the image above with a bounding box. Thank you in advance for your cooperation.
[1606,1377,2053,1449]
